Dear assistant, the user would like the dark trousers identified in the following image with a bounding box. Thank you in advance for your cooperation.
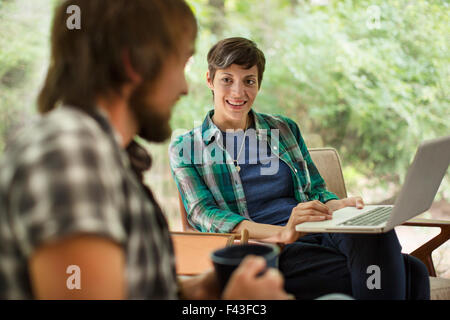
[279,230,430,300]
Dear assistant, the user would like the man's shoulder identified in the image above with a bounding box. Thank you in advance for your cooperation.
[39,106,108,138]
[14,106,108,145]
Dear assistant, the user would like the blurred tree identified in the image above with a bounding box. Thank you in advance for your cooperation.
[208,0,225,35]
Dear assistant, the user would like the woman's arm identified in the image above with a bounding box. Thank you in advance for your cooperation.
[232,220,286,243]
[233,200,332,244]
[284,116,366,212]
[282,116,340,203]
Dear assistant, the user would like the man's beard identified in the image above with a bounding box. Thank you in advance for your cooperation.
[128,81,172,143]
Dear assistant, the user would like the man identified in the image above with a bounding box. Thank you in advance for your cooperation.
[0,0,290,300]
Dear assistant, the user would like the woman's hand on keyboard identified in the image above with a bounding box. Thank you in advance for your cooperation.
[281,201,333,243]
[325,197,365,212]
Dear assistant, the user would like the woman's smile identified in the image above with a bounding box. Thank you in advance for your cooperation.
[226,99,248,109]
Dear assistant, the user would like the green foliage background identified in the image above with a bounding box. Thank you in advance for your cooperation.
[170,0,449,201]
[0,0,449,227]
[0,0,56,150]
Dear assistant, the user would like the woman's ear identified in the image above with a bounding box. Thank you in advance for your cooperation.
[206,71,214,90]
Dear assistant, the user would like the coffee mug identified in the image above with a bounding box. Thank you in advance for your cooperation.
[211,243,280,291]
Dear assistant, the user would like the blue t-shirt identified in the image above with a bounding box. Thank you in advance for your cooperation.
[221,128,298,226]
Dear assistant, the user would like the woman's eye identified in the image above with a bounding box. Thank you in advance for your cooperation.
[247,79,256,85]
[222,78,232,84]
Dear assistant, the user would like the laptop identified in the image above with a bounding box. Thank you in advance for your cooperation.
[296,135,450,234]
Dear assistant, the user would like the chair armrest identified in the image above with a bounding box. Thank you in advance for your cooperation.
[170,229,250,275]
[400,218,450,277]
[402,218,450,228]
[171,229,249,245]
[171,231,240,246]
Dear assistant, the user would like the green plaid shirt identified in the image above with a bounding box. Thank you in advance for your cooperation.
[169,109,339,233]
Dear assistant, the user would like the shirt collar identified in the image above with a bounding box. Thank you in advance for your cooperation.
[77,105,152,174]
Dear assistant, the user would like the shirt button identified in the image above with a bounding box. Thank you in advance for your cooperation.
[294,168,298,173]
[272,146,278,150]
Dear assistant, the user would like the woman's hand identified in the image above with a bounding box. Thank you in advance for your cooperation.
[222,256,293,300]
[325,197,365,212]
[280,200,332,244]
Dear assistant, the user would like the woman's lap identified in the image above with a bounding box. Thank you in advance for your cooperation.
[278,230,430,300]
[279,234,352,299]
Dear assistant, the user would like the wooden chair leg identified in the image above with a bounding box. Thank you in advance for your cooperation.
[406,223,450,277]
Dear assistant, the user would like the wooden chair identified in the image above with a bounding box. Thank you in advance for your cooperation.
[172,147,450,298]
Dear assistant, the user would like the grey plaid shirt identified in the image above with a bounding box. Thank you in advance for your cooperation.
[0,106,177,299]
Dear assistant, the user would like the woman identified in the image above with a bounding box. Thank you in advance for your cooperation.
[169,37,430,299]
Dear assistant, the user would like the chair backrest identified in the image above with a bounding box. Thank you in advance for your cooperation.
[178,147,348,231]
[309,148,348,199]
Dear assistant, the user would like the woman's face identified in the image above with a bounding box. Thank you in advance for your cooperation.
[207,63,259,128]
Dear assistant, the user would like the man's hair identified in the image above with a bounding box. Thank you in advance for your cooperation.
[38,0,197,114]
[207,37,266,89]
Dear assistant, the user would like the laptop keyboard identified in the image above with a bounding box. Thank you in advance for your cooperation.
[339,207,392,226]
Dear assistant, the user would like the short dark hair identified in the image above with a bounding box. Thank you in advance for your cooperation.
[207,37,266,89]
[38,0,197,114]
